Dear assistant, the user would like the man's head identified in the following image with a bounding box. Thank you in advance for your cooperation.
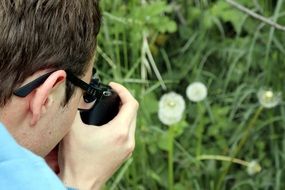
[0,0,101,156]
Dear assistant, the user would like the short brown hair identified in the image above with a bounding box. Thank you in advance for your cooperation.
[0,0,101,106]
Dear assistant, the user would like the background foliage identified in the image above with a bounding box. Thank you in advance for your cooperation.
[96,0,285,189]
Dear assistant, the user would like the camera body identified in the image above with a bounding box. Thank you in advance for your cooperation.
[79,79,120,126]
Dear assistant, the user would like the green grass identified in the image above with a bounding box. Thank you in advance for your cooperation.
[97,0,285,189]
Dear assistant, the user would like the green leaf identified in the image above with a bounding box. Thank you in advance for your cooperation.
[141,92,158,114]
[211,1,246,33]
[172,120,188,138]
[157,131,169,151]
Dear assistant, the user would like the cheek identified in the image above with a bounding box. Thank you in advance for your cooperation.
[61,93,82,129]
[37,90,82,156]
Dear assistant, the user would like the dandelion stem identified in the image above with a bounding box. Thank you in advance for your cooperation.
[195,103,204,158]
[197,155,249,167]
[216,106,263,190]
[195,123,204,157]
[168,126,175,190]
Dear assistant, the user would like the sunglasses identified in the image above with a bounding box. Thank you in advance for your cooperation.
[13,69,107,108]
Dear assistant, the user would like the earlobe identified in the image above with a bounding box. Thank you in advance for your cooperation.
[29,70,66,126]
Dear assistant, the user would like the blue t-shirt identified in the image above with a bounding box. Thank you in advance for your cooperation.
[0,123,75,190]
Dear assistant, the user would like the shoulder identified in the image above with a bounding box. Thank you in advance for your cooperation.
[0,123,67,190]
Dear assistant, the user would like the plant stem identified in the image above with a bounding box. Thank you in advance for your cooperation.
[216,106,263,190]
[226,0,285,32]
[264,0,283,83]
[197,155,248,167]
[196,103,204,158]
[168,126,175,190]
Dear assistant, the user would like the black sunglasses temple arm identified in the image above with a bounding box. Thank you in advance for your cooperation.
[13,71,56,97]
[66,71,101,99]
[14,70,102,102]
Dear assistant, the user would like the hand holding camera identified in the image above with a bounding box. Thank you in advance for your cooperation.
[58,82,139,189]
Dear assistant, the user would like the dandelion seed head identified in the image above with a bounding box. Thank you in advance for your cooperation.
[186,82,207,102]
[158,92,185,125]
[257,88,282,109]
[167,101,176,107]
[247,160,262,176]
[265,91,273,99]
[158,110,183,126]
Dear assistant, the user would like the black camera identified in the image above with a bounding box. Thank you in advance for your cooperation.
[79,76,121,126]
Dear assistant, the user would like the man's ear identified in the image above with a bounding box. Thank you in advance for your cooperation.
[29,70,67,126]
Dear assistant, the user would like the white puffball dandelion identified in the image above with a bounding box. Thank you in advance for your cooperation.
[247,160,262,176]
[257,88,282,109]
[158,92,185,125]
[186,82,207,102]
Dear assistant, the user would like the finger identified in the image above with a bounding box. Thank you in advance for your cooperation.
[109,82,137,105]
[109,82,139,127]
